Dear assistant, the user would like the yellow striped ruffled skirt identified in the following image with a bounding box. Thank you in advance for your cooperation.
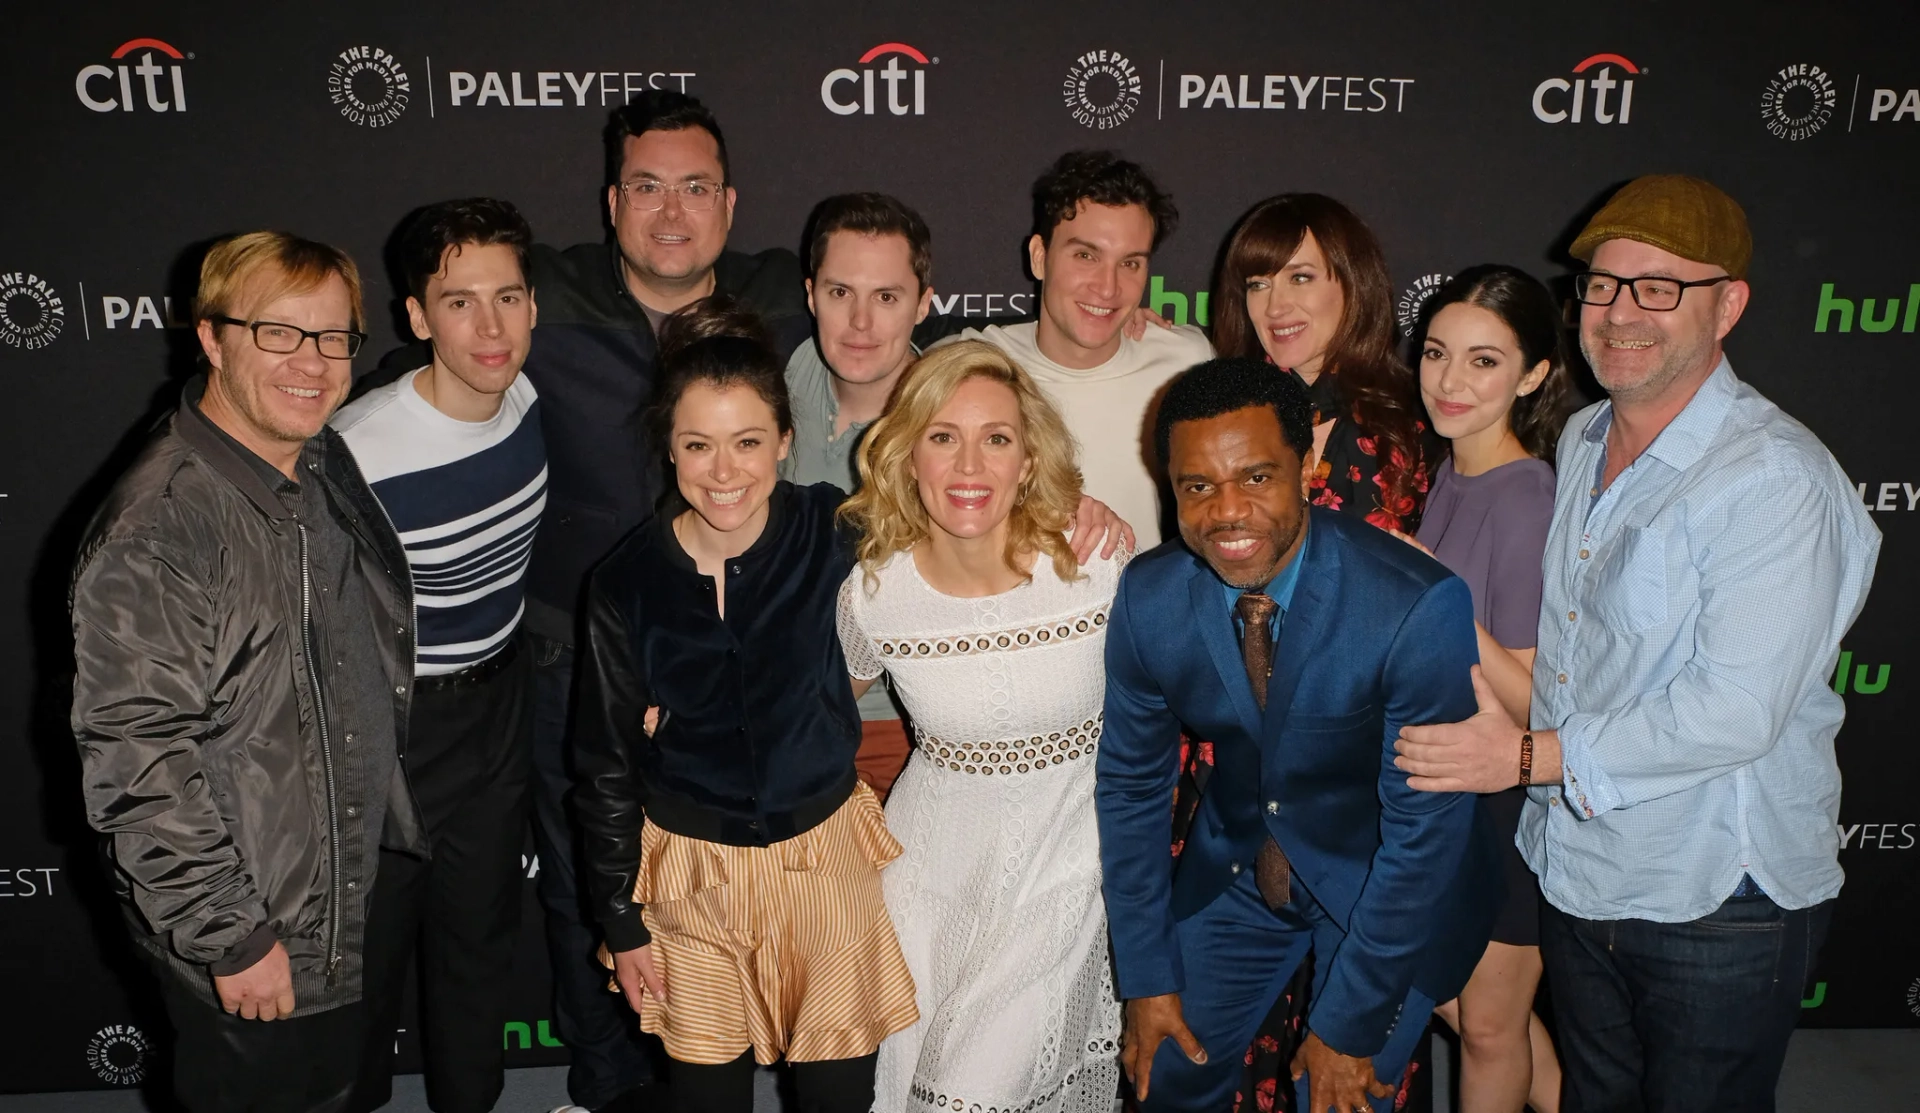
[625,781,918,1065]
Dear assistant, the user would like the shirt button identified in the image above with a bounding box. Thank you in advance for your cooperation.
[1567,611,1577,621]
[1266,801,1279,814]
[1549,795,1561,808]
[1230,861,1242,874]
[1557,673,1568,684]
[730,564,742,575]
[1589,487,1599,497]
[1578,549,1590,560]
[345,806,359,818]
[345,880,358,891]
[395,685,407,695]
[345,732,355,742]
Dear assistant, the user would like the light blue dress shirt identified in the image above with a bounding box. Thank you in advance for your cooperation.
[1520,359,1880,922]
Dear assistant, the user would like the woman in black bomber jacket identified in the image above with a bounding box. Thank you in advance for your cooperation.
[571,301,917,1113]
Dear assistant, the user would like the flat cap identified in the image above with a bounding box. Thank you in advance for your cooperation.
[1570,174,1752,279]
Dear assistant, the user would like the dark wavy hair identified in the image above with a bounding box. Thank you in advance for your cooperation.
[1031,150,1179,251]
[1210,193,1425,508]
[647,294,790,448]
[805,192,933,291]
[397,197,533,302]
[1419,264,1577,464]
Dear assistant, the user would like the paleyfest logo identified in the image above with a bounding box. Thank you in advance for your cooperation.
[1761,63,1836,141]
[329,45,410,127]
[87,1025,152,1086]
[0,271,66,350]
[1064,48,1141,130]
[1397,272,1451,335]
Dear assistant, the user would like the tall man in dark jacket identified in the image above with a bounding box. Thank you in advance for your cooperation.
[70,232,425,1113]
[520,90,810,1113]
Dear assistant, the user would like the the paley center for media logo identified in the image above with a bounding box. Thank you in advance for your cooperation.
[822,43,935,116]
[76,38,190,113]
[329,45,410,127]
[1064,48,1142,130]
[0,272,66,350]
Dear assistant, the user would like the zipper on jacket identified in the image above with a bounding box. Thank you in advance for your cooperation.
[298,522,345,984]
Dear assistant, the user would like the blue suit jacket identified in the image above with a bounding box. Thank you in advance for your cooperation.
[1097,509,1500,1057]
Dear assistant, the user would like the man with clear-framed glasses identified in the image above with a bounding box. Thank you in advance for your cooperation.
[1394,174,1880,1110]
[70,231,425,1113]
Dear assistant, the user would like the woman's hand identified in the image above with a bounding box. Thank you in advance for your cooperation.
[610,944,667,1015]
[642,706,661,737]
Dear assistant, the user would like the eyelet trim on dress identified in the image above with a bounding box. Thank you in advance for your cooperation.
[875,606,1110,660]
[916,716,1102,775]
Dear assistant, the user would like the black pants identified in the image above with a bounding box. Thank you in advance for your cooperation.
[672,1051,876,1113]
[352,645,533,1113]
[158,974,365,1113]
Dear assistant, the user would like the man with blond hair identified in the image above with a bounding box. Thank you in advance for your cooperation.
[71,231,424,1113]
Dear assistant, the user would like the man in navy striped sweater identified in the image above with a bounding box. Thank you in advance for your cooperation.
[332,198,546,1113]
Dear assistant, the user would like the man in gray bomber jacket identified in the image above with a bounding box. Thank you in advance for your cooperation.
[69,231,425,1113]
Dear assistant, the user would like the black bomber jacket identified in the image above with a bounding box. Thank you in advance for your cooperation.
[573,481,862,952]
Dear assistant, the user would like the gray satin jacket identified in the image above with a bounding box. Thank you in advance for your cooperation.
[69,377,426,1015]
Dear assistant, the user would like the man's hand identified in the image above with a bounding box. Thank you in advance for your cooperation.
[1123,306,1175,340]
[1070,495,1135,562]
[212,940,295,1021]
[1394,664,1523,793]
[1122,993,1207,1102]
[610,944,667,1016]
[1290,1031,1394,1113]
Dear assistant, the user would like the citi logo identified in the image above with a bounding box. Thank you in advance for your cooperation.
[1814,282,1920,333]
[822,43,933,116]
[1532,54,1638,124]
[76,38,189,113]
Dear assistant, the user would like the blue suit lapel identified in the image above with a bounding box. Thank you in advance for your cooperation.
[1188,565,1264,741]
[1264,521,1334,738]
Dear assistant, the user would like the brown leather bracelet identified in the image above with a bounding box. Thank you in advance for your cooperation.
[1519,730,1535,787]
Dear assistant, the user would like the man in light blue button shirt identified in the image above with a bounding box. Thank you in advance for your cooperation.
[1395,175,1880,1112]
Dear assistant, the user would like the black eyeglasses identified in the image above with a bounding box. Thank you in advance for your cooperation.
[1573,272,1731,312]
[212,315,365,359]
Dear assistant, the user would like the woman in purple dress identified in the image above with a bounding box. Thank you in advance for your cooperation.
[1404,265,1576,1113]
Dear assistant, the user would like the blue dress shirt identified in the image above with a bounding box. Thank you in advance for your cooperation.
[1521,360,1880,922]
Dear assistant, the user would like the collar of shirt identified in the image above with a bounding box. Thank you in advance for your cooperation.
[1581,356,1740,470]
[1217,521,1308,635]
[793,337,919,444]
[192,397,306,508]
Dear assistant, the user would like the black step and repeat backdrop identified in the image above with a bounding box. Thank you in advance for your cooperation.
[5,0,1916,1094]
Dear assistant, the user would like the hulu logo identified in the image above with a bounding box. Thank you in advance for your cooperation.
[1801,981,1826,1009]
[1149,276,1211,327]
[1832,650,1889,695]
[503,1019,564,1049]
[1814,283,1920,333]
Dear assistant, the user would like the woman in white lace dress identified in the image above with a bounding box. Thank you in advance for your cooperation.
[837,340,1126,1113]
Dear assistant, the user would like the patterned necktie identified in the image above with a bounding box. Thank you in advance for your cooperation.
[1234,591,1291,909]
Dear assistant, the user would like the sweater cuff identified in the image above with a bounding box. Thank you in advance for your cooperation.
[208,924,278,977]
[602,909,653,953]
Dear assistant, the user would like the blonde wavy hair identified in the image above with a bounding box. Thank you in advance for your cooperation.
[839,340,1083,587]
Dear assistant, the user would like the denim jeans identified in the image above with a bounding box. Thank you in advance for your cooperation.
[1541,887,1833,1113]
[527,634,658,1108]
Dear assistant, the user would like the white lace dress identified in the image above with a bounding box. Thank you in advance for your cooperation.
[839,547,1125,1113]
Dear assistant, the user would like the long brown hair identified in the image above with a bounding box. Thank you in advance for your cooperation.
[1211,194,1425,508]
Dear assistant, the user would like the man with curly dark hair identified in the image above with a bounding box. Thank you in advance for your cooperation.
[953,150,1212,546]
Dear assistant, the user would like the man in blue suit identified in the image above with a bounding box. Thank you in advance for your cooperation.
[1097,358,1499,1112]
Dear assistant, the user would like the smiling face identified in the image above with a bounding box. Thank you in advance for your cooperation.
[607,126,736,306]
[407,241,537,402]
[1169,405,1309,589]
[910,375,1033,546]
[1579,238,1744,406]
[1027,201,1156,369]
[196,272,356,459]
[1419,302,1548,445]
[807,230,932,387]
[1243,229,1347,378]
[669,380,791,535]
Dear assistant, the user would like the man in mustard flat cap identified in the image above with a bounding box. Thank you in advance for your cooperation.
[1394,174,1881,1111]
